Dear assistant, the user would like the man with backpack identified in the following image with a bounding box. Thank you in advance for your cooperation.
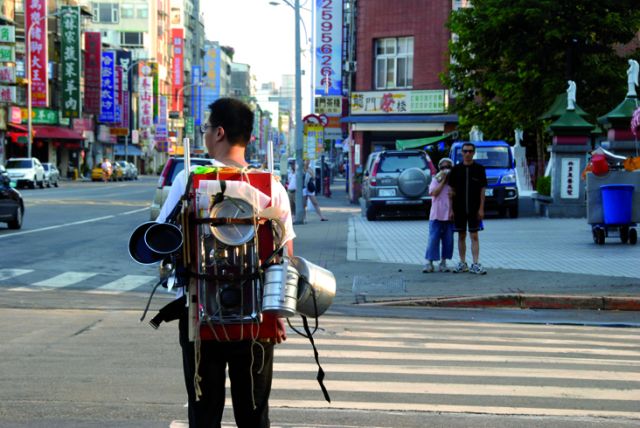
[156,98,295,427]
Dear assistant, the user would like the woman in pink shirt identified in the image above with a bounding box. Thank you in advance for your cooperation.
[423,157,454,273]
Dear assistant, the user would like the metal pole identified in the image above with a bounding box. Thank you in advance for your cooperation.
[294,0,304,224]
[26,21,34,159]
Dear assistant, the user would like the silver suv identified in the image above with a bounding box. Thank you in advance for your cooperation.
[362,150,436,221]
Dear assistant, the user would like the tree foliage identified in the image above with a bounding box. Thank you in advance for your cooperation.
[443,0,640,148]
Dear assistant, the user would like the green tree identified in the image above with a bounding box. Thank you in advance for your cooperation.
[442,0,640,176]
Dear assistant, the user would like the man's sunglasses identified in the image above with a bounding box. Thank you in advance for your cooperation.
[440,166,452,170]
[462,149,475,153]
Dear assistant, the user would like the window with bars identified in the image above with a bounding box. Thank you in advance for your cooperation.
[374,37,414,89]
[91,3,119,24]
[120,32,143,47]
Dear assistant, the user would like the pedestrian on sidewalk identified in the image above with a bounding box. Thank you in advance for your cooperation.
[423,157,454,273]
[303,160,328,222]
[448,142,488,274]
[287,161,297,216]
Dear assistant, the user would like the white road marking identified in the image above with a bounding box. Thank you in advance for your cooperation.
[97,274,155,292]
[0,269,33,281]
[33,271,98,288]
[0,207,149,240]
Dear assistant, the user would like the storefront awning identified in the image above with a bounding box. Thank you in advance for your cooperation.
[114,144,143,156]
[33,125,85,140]
[395,132,456,150]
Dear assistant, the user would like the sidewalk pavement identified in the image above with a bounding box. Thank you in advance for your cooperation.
[292,178,640,311]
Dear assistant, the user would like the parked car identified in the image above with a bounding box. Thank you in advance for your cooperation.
[91,164,106,181]
[0,165,24,229]
[362,150,436,221]
[450,141,519,218]
[149,157,214,220]
[116,160,135,180]
[42,163,60,187]
[5,157,46,189]
[111,162,124,181]
[127,162,138,180]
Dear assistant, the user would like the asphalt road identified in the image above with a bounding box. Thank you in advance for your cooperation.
[0,177,638,427]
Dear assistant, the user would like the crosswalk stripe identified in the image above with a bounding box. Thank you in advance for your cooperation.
[32,271,98,288]
[276,347,640,367]
[273,362,640,382]
[0,268,33,281]
[284,338,640,357]
[97,274,155,292]
[268,399,640,419]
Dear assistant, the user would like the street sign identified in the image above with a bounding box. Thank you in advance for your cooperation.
[169,111,180,119]
[109,127,129,136]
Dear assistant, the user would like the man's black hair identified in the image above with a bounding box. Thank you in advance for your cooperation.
[207,98,254,146]
[462,142,476,151]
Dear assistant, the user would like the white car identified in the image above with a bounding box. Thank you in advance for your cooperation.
[5,157,46,189]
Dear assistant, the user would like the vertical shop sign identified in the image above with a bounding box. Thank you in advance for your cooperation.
[314,0,342,95]
[25,0,48,106]
[84,33,102,115]
[0,46,14,62]
[155,95,168,144]
[61,6,80,118]
[171,28,184,112]
[138,71,154,129]
[0,66,16,83]
[202,43,221,124]
[99,51,116,123]
[114,65,123,124]
[116,51,132,129]
[0,26,15,43]
[0,86,16,103]
[191,65,202,125]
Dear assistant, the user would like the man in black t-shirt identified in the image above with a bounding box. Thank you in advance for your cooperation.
[448,142,488,274]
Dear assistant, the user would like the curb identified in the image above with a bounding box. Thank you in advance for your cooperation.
[357,294,640,311]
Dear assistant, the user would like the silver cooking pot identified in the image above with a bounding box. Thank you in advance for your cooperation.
[291,256,336,317]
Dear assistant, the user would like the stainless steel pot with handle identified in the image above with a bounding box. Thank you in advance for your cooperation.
[291,256,336,317]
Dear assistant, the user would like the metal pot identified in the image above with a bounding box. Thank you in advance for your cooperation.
[291,256,336,317]
[262,260,299,318]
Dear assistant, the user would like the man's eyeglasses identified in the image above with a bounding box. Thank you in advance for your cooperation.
[200,124,219,133]
[440,166,452,170]
[462,149,475,154]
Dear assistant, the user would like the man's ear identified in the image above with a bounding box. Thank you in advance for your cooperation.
[214,126,225,142]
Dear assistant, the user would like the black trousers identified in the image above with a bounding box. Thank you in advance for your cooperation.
[179,313,274,428]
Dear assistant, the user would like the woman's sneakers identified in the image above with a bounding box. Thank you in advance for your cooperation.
[422,261,434,273]
[453,262,469,273]
[438,260,450,272]
[469,263,487,275]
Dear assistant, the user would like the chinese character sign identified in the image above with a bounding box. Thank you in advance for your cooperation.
[61,6,80,118]
[0,66,16,83]
[84,32,102,115]
[0,25,15,43]
[192,65,202,125]
[350,90,447,114]
[155,95,168,142]
[139,75,154,129]
[314,0,343,96]
[0,46,15,62]
[26,0,48,107]
[171,28,184,112]
[0,85,16,103]
[202,43,221,124]
[99,51,116,123]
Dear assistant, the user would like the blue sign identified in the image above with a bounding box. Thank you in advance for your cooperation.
[99,51,116,123]
[202,43,221,125]
[192,65,202,126]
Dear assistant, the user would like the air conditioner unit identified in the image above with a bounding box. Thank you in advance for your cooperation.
[343,61,357,73]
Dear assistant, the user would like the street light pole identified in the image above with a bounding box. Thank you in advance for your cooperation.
[293,0,304,224]
[175,81,204,152]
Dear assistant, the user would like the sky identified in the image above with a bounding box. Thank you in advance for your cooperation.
[200,0,314,101]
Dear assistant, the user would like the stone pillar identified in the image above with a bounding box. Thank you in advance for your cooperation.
[547,110,594,218]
